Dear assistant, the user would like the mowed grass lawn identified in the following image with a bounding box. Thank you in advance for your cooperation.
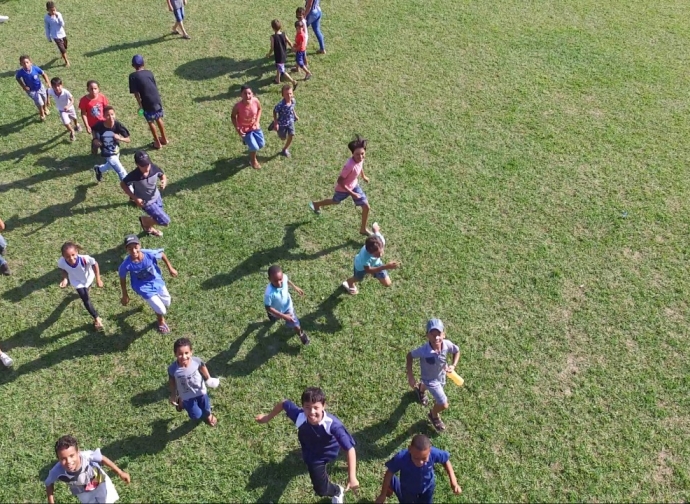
[1,0,690,501]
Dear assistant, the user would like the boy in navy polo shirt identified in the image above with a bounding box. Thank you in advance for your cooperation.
[375,434,461,503]
[255,387,359,503]
[15,55,51,120]
[265,264,310,345]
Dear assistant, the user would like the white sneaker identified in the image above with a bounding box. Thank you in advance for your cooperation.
[0,351,13,367]
[0,15,9,23]
[341,281,358,295]
[331,485,345,504]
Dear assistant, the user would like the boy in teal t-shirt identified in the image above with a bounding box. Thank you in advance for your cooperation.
[342,224,400,295]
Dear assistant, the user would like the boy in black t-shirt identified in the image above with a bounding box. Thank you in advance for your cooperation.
[92,105,131,183]
[129,54,168,149]
[266,20,297,87]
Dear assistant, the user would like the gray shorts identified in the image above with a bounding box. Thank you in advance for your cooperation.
[27,86,47,107]
[422,380,448,406]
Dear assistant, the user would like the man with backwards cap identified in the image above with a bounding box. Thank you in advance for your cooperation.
[120,150,170,237]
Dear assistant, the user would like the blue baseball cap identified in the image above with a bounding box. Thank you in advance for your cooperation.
[426,319,444,333]
[132,54,144,67]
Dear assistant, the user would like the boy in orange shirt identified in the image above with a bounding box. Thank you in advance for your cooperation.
[294,20,312,80]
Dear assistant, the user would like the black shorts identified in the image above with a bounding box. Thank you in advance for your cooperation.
[55,37,68,54]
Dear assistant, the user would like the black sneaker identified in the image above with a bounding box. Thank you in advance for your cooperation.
[299,331,310,345]
[0,263,11,276]
[93,165,102,182]
[268,120,276,132]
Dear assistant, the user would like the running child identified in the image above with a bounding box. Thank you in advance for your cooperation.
[58,241,104,331]
[231,85,265,169]
[266,20,298,87]
[92,106,131,183]
[167,0,190,39]
[48,77,81,141]
[129,55,168,149]
[255,387,359,503]
[291,7,309,72]
[309,135,373,236]
[168,337,220,427]
[406,319,460,433]
[0,216,9,276]
[44,2,70,67]
[78,80,109,152]
[342,223,399,295]
[118,234,178,333]
[120,151,170,237]
[264,264,310,345]
[375,434,461,503]
[15,55,50,120]
[293,20,312,80]
[269,84,298,157]
[45,435,130,504]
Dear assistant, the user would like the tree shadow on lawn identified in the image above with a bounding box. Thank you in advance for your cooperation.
[201,221,360,290]
[247,393,426,502]
[83,35,173,57]
[0,307,152,386]
[0,152,94,195]
[0,132,64,164]
[3,183,127,236]
[0,57,59,79]
[0,115,35,137]
[164,156,249,198]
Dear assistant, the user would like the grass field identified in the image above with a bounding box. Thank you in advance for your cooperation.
[1,0,690,501]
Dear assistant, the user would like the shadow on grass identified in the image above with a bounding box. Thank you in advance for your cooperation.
[3,183,127,236]
[246,393,423,502]
[201,221,360,290]
[0,115,35,137]
[83,35,172,57]
[0,308,151,386]
[131,382,169,408]
[164,156,248,197]
[0,153,95,195]
[0,58,59,79]
[0,132,64,164]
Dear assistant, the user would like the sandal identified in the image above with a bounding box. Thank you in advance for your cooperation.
[205,414,218,427]
[428,412,446,432]
[150,142,162,150]
[308,202,321,215]
[149,228,164,237]
[158,323,170,334]
[139,216,153,235]
[360,229,373,237]
[415,384,429,406]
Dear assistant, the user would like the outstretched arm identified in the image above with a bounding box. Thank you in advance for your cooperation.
[345,447,359,492]
[101,455,131,484]
[160,253,178,277]
[46,483,55,504]
[442,460,462,494]
[288,280,304,296]
[375,470,395,503]
[406,352,416,388]
[255,400,285,423]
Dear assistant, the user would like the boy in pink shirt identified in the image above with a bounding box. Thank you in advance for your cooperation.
[309,135,372,236]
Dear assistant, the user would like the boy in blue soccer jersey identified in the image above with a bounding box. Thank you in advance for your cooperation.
[255,387,359,504]
[118,235,178,333]
[375,434,461,504]
[265,264,309,345]
[15,55,51,120]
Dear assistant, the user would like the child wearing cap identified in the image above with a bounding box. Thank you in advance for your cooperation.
[375,434,461,503]
[128,55,168,149]
[406,319,460,433]
[118,234,178,333]
[120,151,169,237]
[264,264,310,345]
[255,387,359,504]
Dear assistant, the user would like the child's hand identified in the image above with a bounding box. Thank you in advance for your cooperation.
[59,278,68,288]
[168,267,179,277]
[346,477,360,495]
[386,261,401,270]
[96,278,104,288]
[134,198,144,208]
[452,483,462,494]
[24,86,30,91]
[160,178,167,190]
[446,364,455,373]
[118,472,131,484]
[294,286,305,296]
[284,314,296,324]
[121,295,129,306]
[362,174,370,183]
[375,494,387,504]
[408,376,417,389]
[86,126,92,134]
[255,414,271,424]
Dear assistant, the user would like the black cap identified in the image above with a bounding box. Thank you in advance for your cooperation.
[124,234,140,248]
[134,150,151,166]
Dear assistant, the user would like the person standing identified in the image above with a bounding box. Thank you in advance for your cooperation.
[305,0,325,54]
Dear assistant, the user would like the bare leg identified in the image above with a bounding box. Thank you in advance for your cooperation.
[311,198,337,211]
[250,151,261,169]
[147,122,161,147]
[283,71,296,85]
[172,22,180,34]
[62,52,70,67]
[179,20,189,38]
[359,203,371,235]
[282,134,294,152]
[378,276,392,287]
[431,402,449,419]
[156,118,168,145]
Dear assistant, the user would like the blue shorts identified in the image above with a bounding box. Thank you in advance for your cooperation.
[143,195,171,226]
[143,107,164,122]
[390,475,435,504]
[332,185,368,206]
[278,123,295,139]
[267,306,300,329]
[243,129,265,152]
[182,393,211,420]
[173,7,184,22]
[353,266,388,282]
[296,51,307,67]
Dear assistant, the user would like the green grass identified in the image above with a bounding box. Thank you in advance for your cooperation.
[1,0,690,501]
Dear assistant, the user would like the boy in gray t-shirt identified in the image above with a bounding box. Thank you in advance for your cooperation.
[406,319,460,433]
[167,337,220,427]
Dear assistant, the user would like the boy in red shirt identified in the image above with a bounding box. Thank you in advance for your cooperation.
[78,80,109,154]
[294,20,312,80]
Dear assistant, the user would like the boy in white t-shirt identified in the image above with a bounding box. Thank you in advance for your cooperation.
[49,77,81,141]
[57,241,104,331]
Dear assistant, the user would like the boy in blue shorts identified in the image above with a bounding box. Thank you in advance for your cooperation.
[342,224,400,295]
[375,434,461,503]
[269,84,298,157]
[255,387,359,504]
[167,0,190,39]
[129,55,168,149]
[406,319,460,433]
[265,264,310,345]
[168,337,220,427]
[121,151,170,238]
[15,55,51,120]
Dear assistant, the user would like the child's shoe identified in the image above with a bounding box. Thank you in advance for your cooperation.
[93,165,103,183]
[299,331,310,345]
[342,281,358,295]
[76,124,83,133]
[69,131,75,142]
[415,383,429,406]
[305,74,312,81]
[0,263,10,276]
[331,485,345,504]
[308,202,321,215]
[281,149,291,158]
[0,351,13,367]
[428,411,446,432]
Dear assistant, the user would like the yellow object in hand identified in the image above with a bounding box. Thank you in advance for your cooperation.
[447,370,464,387]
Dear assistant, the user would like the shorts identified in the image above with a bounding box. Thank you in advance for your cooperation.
[389,475,435,504]
[76,475,119,504]
[267,306,300,329]
[182,393,212,420]
[173,7,184,22]
[353,266,388,282]
[421,379,448,406]
[278,123,295,139]
[143,107,164,123]
[27,86,47,107]
[143,195,171,226]
[332,185,368,206]
[54,37,68,54]
[276,62,286,74]
[60,107,77,125]
[296,50,307,67]
[243,129,265,152]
